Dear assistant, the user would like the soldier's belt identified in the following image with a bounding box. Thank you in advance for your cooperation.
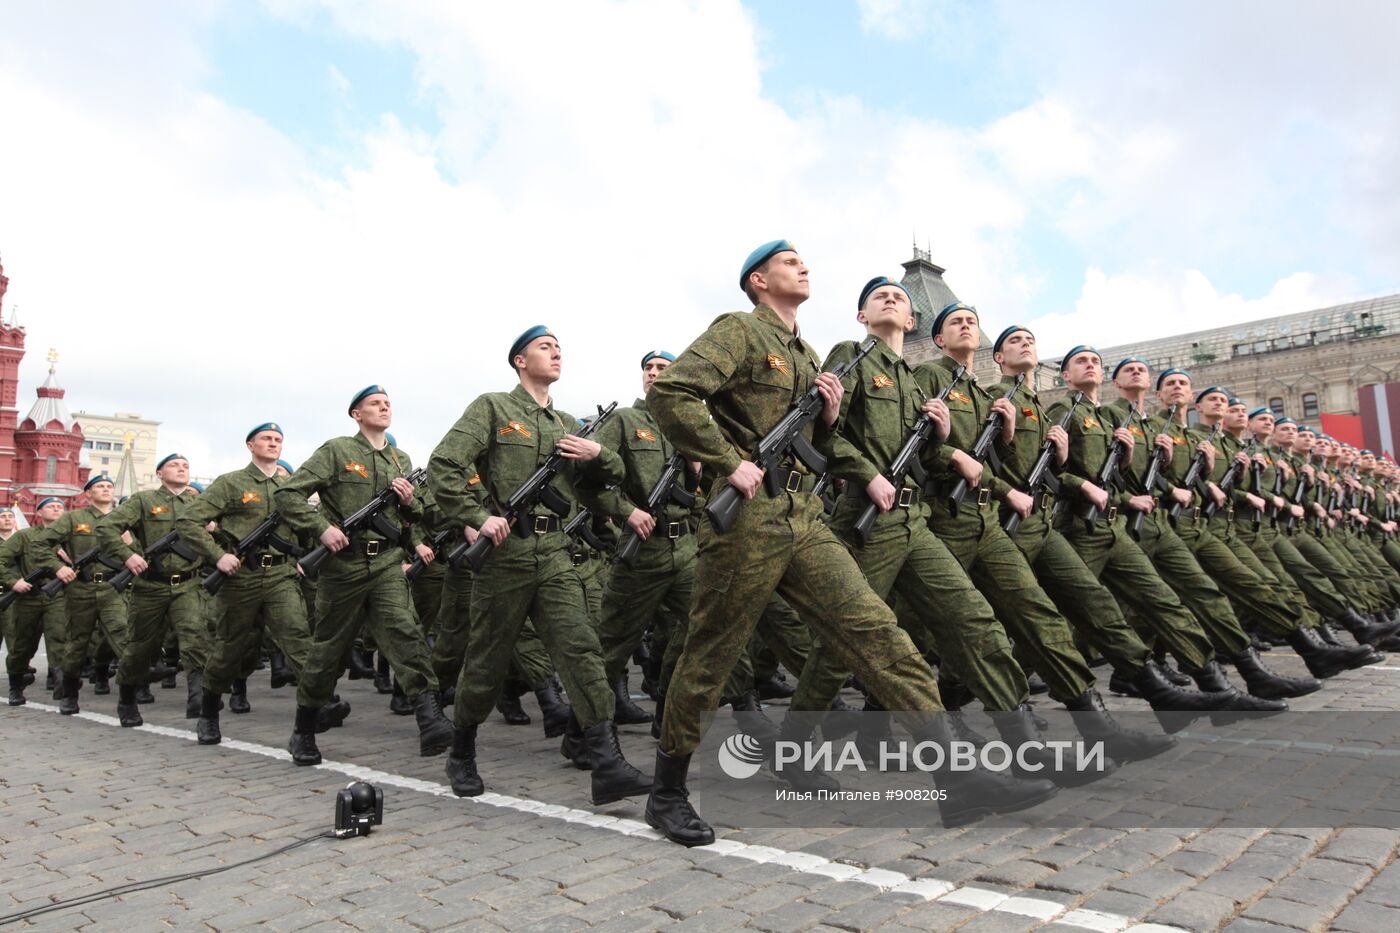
[928,479,993,510]
[336,538,397,559]
[845,485,922,508]
[244,553,290,570]
[519,514,562,535]
[143,572,194,586]
[770,469,819,496]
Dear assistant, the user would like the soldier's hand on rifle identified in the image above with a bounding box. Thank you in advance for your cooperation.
[626,508,656,540]
[920,398,950,440]
[1384,520,1397,534]
[1290,504,1305,519]
[1155,434,1174,458]
[1234,451,1250,468]
[1005,488,1033,519]
[1207,483,1226,508]
[1252,453,1268,468]
[1311,501,1326,517]
[814,373,844,428]
[1047,424,1069,464]
[12,579,32,594]
[1081,481,1109,511]
[124,553,149,576]
[558,435,602,461]
[1113,426,1135,460]
[1170,487,1193,507]
[1301,463,1315,481]
[1200,441,1216,472]
[1272,495,1285,510]
[320,527,350,553]
[56,566,76,584]
[479,516,511,545]
[727,461,765,500]
[413,543,435,565]
[866,474,897,513]
[1128,494,1155,513]
[216,553,241,576]
[1245,493,1265,511]
[390,477,416,504]
[991,398,1017,444]
[950,450,983,488]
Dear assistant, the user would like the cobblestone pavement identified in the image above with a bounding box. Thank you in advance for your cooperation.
[3,644,1400,932]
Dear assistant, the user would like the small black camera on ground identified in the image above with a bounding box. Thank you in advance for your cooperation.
[334,781,384,838]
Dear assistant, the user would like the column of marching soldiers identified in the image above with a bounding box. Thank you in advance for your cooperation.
[5,239,1400,848]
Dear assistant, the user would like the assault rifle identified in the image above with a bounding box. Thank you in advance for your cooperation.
[404,528,454,582]
[450,403,617,571]
[1126,404,1177,541]
[1004,391,1082,537]
[1170,423,1219,527]
[109,530,200,590]
[1081,402,1135,532]
[40,546,123,597]
[947,373,1023,518]
[203,512,302,595]
[0,566,53,610]
[563,508,611,552]
[1249,440,1266,530]
[615,452,697,567]
[1202,434,1248,520]
[707,337,878,534]
[299,467,429,575]
[851,364,966,545]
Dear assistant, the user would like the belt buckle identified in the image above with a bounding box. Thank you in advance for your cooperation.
[168,573,183,586]
[571,553,586,566]
[365,540,380,557]
[1226,507,1235,521]
[667,521,683,539]
[1191,506,1201,520]
[976,488,991,507]
[1106,506,1118,522]
[534,515,551,535]
[260,554,274,569]
[91,572,107,584]
[1040,494,1053,513]
[897,487,914,508]
[785,471,803,493]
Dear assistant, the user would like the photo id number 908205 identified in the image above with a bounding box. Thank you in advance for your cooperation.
[886,788,948,801]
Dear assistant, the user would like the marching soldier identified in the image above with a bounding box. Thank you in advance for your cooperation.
[2,497,70,707]
[426,326,651,805]
[97,454,211,725]
[274,387,453,765]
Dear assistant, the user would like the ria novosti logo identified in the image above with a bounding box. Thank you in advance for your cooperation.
[717,732,1108,778]
[718,733,766,779]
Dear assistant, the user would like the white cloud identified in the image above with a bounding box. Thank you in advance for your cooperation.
[856,0,937,39]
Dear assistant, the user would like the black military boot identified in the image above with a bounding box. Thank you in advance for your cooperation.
[1334,608,1400,646]
[269,651,297,688]
[914,717,1059,828]
[414,690,453,757]
[46,668,57,694]
[754,671,795,701]
[389,678,413,715]
[185,670,204,719]
[8,673,27,707]
[93,663,111,695]
[820,693,861,740]
[1319,622,1385,664]
[991,706,1118,787]
[495,689,531,725]
[446,725,484,797]
[586,720,653,805]
[646,749,714,846]
[288,706,322,765]
[196,691,222,745]
[1026,671,1050,695]
[373,653,393,694]
[117,684,143,727]
[229,678,251,714]
[347,646,375,680]
[651,693,666,740]
[134,684,155,704]
[613,670,652,725]
[561,710,590,770]
[1287,626,1374,678]
[316,696,351,732]
[1185,661,1288,721]
[1064,688,1177,761]
[1229,647,1321,699]
[768,714,840,792]
[160,667,178,690]
[535,676,572,738]
[1128,660,1235,733]
[730,691,779,745]
[59,673,81,715]
[853,697,893,766]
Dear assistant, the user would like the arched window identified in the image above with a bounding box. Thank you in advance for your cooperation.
[1269,397,1285,416]
[1302,393,1319,418]
[45,456,57,483]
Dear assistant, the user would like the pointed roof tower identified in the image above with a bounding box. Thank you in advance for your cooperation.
[112,438,138,499]
[23,349,77,431]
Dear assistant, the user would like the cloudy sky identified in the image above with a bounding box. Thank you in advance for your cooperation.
[1,0,1396,474]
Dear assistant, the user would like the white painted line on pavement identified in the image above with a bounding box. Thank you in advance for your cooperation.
[12,702,1176,932]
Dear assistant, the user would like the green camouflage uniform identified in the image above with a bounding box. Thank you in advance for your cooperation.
[650,305,944,756]
[274,434,439,708]
[790,338,1027,714]
[35,506,130,674]
[913,356,1095,703]
[177,463,314,696]
[426,383,620,730]
[97,487,210,687]
[0,526,68,680]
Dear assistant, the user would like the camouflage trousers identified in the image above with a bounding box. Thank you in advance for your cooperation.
[596,532,696,681]
[59,580,129,675]
[3,593,65,678]
[1292,532,1382,612]
[116,579,208,687]
[431,562,556,696]
[660,489,942,758]
[1134,511,1251,656]
[1270,530,1352,620]
[203,568,312,696]
[1174,514,1300,637]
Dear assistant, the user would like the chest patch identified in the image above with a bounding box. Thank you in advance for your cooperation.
[1021,407,1038,421]
[241,490,263,504]
[1083,416,1100,430]
[871,373,894,390]
[75,523,91,534]
[149,505,169,516]
[947,390,972,404]
[345,461,369,478]
[766,354,790,376]
[1129,426,1145,438]
[635,429,658,442]
[498,421,532,439]
[468,473,481,486]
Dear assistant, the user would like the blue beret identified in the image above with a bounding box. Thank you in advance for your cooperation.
[276,459,295,474]
[640,350,676,369]
[246,422,283,443]
[857,276,910,311]
[508,325,555,370]
[35,496,62,510]
[156,453,186,471]
[1361,449,1374,456]
[931,301,978,339]
[1248,407,1271,419]
[84,473,113,491]
[993,325,1031,354]
[1274,417,1296,427]
[1059,345,1101,371]
[739,239,795,292]
[385,432,397,448]
[188,481,205,493]
[1155,367,1190,390]
[1195,385,1228,404]
[348,385,387,414]
[1112,356,1149,380]
[1297,424,1315,434]
[1227,395,1245,407]
[0,507,12,514]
